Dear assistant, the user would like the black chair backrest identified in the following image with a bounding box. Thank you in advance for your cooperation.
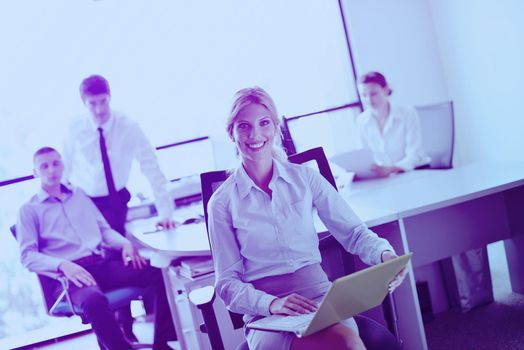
[9,225,17,239]
[200,169,242,328]
[280,117,297,156]
[201,170,231,234]
[415,101,455,169]
[287,147,337,190]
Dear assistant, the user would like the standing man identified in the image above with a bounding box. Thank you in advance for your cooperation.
[63,75,176,341]
[63,74,175,235]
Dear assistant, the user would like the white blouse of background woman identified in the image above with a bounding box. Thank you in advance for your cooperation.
[356,105,430,171]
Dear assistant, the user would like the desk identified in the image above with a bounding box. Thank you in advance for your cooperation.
[343,161,524,350]
[127,219,209,258]
[127,207,245,350]
[126,211,215,350]
[128,161,524,350]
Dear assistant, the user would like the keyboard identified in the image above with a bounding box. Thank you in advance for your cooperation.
[250,312,316,332]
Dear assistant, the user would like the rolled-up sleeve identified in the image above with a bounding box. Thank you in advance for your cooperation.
[306,168,394,265]
[208,194,276,316]
[17,205,65,272]
[132,123,174,220]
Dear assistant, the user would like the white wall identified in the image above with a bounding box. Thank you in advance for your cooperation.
[428,0,524,164]
[343,0,524,165]
[342,0,449,107]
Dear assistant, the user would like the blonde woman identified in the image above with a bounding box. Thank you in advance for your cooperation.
[208,87,406,350]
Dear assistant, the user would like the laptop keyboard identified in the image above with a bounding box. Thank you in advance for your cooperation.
[254,312,316,330]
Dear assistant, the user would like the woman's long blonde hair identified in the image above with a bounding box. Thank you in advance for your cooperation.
[227,86,287,161]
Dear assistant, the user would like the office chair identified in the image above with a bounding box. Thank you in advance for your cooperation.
[415,101,455,169]
[9,225,152,350]
[191,147,401,350]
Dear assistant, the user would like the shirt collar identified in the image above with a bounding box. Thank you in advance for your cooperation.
[272,159,293,185]
[37,184,73,203]
[89,111,115,133]
[234,159,292,199]
[362,104,400,129]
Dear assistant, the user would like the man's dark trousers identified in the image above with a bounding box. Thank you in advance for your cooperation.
[64,255,177,349]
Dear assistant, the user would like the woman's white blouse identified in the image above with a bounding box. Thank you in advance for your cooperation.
[356,105,430,171]
[207,160,394,316]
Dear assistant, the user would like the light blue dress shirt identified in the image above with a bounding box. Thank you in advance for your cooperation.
[208,160,394,317]
[16,185,129,272]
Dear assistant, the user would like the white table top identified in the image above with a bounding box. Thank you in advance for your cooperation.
[347,160,524,219]
[127,218,210,257]
[128,161,524,257]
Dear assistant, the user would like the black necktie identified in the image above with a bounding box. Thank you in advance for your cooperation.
[98,127,117,196]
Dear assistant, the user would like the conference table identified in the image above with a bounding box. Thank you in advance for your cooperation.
[127,160,524,350]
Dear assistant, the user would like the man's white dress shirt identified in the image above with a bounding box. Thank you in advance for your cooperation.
[63,111,173,219]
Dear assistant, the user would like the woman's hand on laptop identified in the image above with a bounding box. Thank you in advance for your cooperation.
[269,293,318,316]
[382,250,408,292]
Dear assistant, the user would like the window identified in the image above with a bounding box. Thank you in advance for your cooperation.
[285,106,362,158]
[0,0,360,342]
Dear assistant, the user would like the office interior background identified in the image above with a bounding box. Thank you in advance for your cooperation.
[1,0,523,348]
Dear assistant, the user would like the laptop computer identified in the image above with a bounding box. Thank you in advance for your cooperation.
[247,253,412,337]
[330,149,376,179]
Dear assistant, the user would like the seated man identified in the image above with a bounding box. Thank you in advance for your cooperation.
[16,147,177,350]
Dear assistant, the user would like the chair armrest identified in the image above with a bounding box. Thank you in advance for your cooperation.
[36,271,76,316]
[188,285,215,307]
[188,286,225,350]
[37,271,69,292]
[37,270,61,279]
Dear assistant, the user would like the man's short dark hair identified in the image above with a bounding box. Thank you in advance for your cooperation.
[79,75,111,98]
[33,147,59,161]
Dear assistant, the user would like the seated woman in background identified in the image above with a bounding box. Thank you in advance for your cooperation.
[207,86,407,350]
[356,71,430,178]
